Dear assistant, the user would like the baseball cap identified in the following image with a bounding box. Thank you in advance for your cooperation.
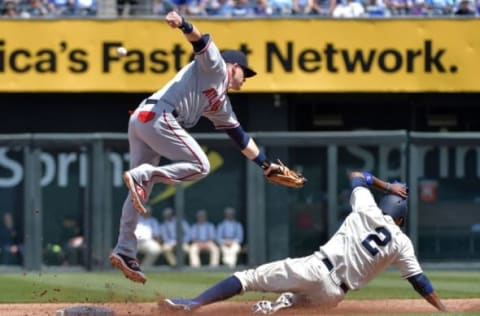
[221,50,257,78]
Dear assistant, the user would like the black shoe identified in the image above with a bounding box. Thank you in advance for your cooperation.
[109,253,146,284]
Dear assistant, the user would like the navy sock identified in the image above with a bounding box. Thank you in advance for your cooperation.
[193,275,243,305]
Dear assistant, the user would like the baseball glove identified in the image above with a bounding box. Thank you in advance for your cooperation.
[265,160,307,188]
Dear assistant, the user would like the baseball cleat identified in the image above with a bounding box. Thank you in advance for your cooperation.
[109,253,146,284]
[123,171,148,215]
[252,292,294,314]
[162,298,200,311]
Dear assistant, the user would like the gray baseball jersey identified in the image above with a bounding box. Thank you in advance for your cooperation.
[235,186,422,308]
[114,35,240,259]
[149,35,239,130]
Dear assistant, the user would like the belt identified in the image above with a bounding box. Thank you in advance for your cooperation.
[145,98,178,118]
[322,258,349,294]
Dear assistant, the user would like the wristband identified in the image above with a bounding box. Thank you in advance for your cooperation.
[385,182,391,192]
[179,16,193,34]
[362,172,374,186]
[253,152,271,170]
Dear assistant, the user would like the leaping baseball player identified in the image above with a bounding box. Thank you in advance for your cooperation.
[163,171,448,314]
[109,11,299,283]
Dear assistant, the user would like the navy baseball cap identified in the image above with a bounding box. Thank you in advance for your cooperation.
[221,50,257,78]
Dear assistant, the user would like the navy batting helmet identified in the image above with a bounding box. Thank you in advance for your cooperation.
[378,194,408,226]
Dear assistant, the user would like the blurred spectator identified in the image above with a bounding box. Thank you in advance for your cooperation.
[186,0,207,15]
[410,0,428,15]
[253,0,273,15]
[153,0,176,14]
[332,0,365,17]
[216,207,244,268]
[170,0,189,14]
[292,0,315,15]
[364,0,390,15]
[205,0,233,15]
[60,215,84,265]
[311,0,336,15]
[269,0,293,14]
[135,208,162,267]
[22,0,49,17]
[385,0,412,15]
[159,207,190,267]
[117,0,138,16]
[1,0,20,17]
[0,212,22,265]
[76,0,96,15]
[454,0,475,14]
[230,0,255,16]
[426,0,453,15]
[48,0,78,16]
[188,209,219,267]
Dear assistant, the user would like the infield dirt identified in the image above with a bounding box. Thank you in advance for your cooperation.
[1,298,479,315]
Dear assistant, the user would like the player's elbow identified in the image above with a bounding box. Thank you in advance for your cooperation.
[349,171,363,179]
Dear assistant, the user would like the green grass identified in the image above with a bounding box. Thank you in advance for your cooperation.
[0,269,478,307]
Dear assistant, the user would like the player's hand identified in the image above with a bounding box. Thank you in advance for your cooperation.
[389,182,408,199]
[165,11,182,28]
[263,162,280,176]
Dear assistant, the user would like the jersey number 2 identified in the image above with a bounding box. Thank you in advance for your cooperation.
[361,227,392,256]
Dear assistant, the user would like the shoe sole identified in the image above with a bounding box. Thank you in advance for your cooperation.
[109,253,147,284]
[123,172,148,215]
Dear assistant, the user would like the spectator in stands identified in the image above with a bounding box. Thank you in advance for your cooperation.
[160,207,190,267]
[364,0,390,16]
[60,215,84,265]
[409,0,428,15]
[253,0,273,15]
[48,0,78,16]
[332,0,365,17]
[22,0,49,17]
[170,0,189,14]
[292,0,315,15]
[216,207,244,268]
[204,0,233,15]
[385,0,412,15]
[230,0,255,16]
[153,0,176,14]
[135,207,163,267]
[0,212,22,265]
[454,0,475,14]
[1,0,20,16]
[311,0,336,15]
[269,0,293,14]
[117,0,138,16]
[186,0,207,15]
[76,0,96,15]
[425,0,453,15]
[188,209,219,267]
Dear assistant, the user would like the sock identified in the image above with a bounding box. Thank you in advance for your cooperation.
[193,275,243,305]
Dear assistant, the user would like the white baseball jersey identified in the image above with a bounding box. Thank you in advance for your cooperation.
[320,186,422,290]
[235,186,422,307]
[149,35,240,130]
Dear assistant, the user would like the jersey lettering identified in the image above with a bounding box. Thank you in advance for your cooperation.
[361,227,392,256]
[202,88,222,112]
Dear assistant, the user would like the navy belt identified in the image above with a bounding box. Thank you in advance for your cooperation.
[322,258,349,294]
[145,99,178,117]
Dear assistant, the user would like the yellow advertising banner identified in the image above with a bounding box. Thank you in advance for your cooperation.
[0,19,479,92]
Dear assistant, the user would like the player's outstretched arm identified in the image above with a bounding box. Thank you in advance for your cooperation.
[423,291,448,312]
[407,273,448,312]
[165,11,202,42]
[350,171,408,198]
